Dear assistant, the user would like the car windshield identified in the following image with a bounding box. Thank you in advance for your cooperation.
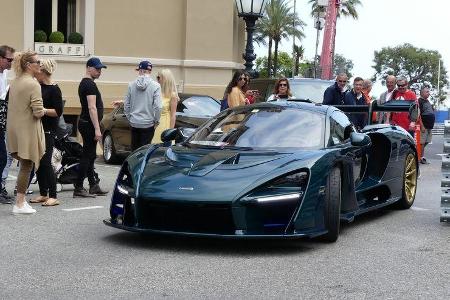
[181,96,220,117]
[187,106,325,149]
[290,80,332,103]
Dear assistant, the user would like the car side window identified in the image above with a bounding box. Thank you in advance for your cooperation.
[178,96,220,117]
[329,111,353,146]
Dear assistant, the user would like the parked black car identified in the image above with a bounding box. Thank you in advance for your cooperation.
[100,94,220,163]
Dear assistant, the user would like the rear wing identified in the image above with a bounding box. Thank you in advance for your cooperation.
[331,100,419,125]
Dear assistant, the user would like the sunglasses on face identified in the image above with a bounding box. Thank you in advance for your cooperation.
[1,56,13,63]
[239,77,248,82]
[397,84,406,88]
[279,83,288,87]
[338,80,348,83]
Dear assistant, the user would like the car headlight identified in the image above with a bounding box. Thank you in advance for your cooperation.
[241,171,308,204]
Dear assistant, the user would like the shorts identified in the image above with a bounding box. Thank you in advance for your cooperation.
[420,128,432,144]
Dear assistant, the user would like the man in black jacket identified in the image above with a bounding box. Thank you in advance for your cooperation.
[418,86,435,164]
[323,73,348,105]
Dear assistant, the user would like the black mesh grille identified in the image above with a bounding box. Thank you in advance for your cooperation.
[137,200,235,234]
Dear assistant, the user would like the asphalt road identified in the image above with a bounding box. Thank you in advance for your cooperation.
[0,136,449,299]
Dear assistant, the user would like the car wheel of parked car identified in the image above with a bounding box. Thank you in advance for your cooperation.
[103,132,117,164]
[322,167,341,243]
[398,149,417,209]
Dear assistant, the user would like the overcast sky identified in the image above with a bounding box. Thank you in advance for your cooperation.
[254,0,449,96]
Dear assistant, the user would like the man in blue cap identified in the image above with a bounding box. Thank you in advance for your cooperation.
[124,60,162,151]
[74,57,108,197]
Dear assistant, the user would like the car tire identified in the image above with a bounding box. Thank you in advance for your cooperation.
[322,167,341,243]
[103,132,118,164]
[397,149,418,209]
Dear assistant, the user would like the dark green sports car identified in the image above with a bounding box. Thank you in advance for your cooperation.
[104,100,418,242]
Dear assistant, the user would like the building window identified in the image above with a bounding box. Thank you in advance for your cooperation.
[35,0,79,41]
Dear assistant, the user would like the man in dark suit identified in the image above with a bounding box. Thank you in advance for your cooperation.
[323,73,348,105]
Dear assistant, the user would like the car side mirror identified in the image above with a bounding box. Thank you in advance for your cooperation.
[161,128,178,142]
[350,132,371,147]
[409,102,419,122]
[175,127,196,143]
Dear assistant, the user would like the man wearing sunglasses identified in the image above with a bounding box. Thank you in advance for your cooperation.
[323,73,348,105]
[390,77,417,134]
[0,45,15,204]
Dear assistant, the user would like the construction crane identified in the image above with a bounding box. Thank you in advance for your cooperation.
[319,0,340,80]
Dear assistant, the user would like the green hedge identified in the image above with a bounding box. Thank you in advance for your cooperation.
[68,32,84,44]
[49,31,65,43]
[34,30,47,42]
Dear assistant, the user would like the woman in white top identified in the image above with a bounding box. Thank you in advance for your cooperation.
[267,78,293,101]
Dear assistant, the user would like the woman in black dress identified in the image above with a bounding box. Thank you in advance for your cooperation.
[31,59,63,206]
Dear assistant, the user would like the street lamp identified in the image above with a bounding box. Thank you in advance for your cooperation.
[235,0,266,78]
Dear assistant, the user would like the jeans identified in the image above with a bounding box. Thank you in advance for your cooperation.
[36,132,57,198]
[76,120,98,187]
[131,126,155,151]
[0,131,6,187]
[1,134,13,188]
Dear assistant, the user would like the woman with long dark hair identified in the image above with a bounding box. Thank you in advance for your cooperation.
[225,70,249,108]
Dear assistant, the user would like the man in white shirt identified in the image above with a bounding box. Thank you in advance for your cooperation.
[0,45,15,204]
[377,75,396,123]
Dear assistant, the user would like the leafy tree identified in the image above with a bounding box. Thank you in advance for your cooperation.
[372,43,448,103]
[333,53,353,78]
[255,51,294,78]
[255,0,305,77]
[309,0,362,19]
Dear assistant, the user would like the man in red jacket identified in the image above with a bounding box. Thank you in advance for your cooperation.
[390,77,417,135]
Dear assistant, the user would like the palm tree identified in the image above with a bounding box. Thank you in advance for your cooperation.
[293,44,304,76]
[308,0,362,20]
[255,0,305,77]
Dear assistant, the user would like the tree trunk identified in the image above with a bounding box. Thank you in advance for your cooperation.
[295,52,300,76]
[267,38,273,77]
[273,39,279,77]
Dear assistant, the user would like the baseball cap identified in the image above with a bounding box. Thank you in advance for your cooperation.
[136,60,152,71]
[86,57,107,69]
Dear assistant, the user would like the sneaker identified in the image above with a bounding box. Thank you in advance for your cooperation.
[0,195,12,205]
[89,184,109,196]
[420,157,430,165]
[0,187,13,200]
[12,203,36,214]
[73,187,96,198]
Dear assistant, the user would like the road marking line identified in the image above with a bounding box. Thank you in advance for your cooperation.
[96,164,121,169]
[62,206,104,212]
[411,206,430,211]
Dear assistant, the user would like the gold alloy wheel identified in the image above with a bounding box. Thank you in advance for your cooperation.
[404,153,417,204]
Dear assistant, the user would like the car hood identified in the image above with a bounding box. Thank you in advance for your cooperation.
[128,145,326,202]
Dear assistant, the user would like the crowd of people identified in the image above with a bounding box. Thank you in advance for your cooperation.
[322,73,435,164]
[0,43,437,214]
[0,42,181,214]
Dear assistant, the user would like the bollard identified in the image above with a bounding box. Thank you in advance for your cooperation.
[441,121,450,222]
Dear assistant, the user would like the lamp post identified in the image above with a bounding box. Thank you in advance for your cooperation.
[235,0,266,78]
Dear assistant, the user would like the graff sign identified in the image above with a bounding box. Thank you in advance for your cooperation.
[35,43,85,56]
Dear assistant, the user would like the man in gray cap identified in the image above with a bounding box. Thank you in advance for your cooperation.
[124,60,162,151]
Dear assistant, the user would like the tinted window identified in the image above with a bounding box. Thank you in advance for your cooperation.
[328,111,354,146]
[179,96,220,117]
[289,80,333,103]
[188,106,325,149]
